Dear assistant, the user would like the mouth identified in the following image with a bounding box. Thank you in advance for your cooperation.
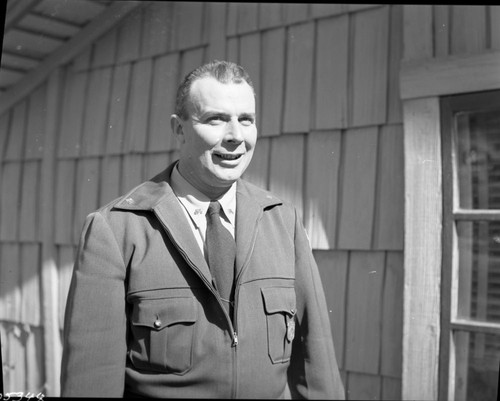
[214,153,243,161]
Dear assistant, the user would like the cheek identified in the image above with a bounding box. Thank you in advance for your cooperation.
[246,128,258,149]
[197,126,222,146]
[186,130,219,154]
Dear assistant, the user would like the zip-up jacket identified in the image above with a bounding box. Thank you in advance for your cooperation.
[61,163,345,399]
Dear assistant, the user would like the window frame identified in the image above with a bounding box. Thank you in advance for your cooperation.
[440,90,500,400]
[400,49,500,400]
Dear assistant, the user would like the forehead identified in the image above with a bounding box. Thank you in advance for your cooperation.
[189,77,255,112]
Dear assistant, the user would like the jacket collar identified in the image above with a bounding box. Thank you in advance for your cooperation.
[113,161,283,281]
[114,161,282,212]
[113,163,176,211]
[233,180,282,277]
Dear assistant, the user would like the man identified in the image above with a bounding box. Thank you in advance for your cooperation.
[61,60,345,399]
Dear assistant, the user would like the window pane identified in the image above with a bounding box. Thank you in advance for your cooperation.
[457,221,500,323]
[456,110,500,209]
[453,330,499,401]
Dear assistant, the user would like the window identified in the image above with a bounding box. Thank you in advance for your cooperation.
[441,90,500,401]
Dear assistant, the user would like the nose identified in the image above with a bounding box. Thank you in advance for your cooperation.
[225,118,244,143]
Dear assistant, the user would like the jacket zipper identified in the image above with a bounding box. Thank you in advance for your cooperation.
[166,230,239,398]
[230,209,262,398]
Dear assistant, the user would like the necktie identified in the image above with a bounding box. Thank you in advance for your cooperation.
[206,200,236,319]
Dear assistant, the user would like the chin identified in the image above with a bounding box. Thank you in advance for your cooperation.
[214,166,246,182]
[215,175,240,186]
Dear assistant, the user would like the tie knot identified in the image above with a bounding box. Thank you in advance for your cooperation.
[207,200,222,216]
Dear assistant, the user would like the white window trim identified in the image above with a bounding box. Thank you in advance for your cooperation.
[400,50,500,400]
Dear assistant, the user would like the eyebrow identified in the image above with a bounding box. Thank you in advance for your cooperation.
[239,112,256,119]
[199,111,255,119]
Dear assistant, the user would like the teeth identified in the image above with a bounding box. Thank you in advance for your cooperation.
[218,154,240,160]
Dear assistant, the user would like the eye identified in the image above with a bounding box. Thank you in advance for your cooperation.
[239,116,255,126]
[206,116,222,124]
[206,115,224,124]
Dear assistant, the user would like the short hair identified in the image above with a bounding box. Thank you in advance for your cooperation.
[174,60,255,120]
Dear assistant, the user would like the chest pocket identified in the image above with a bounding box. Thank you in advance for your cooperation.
[129,296,196,374]
[261,287,296,364]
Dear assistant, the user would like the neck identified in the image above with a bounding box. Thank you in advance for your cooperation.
[177,163,232,200]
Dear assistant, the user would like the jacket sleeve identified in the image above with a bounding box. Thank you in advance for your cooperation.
[60,211,127,397]
[288,208,345,400]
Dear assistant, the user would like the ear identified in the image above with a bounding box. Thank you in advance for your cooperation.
[170,114,185,144]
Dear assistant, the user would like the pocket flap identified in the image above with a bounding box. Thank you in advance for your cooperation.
[261,287,296,315]
[132,296,196,330]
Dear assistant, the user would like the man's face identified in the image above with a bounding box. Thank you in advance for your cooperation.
[173,77,257,197]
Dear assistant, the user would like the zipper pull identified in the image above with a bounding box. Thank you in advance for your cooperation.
[232,331,238,347]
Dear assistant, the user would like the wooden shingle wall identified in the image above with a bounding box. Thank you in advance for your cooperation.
[1,3,492,398]
[0,3,404,397]
[0,84,46,393]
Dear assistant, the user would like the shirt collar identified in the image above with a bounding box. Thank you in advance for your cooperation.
[170,163,236,229]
